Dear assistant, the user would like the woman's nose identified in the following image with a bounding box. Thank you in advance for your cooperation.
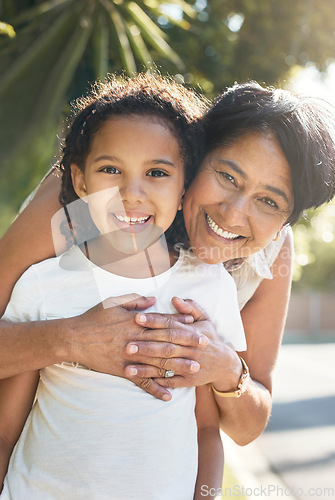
[220,193,249,226]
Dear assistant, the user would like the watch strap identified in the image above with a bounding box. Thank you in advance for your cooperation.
[211,356,250,398]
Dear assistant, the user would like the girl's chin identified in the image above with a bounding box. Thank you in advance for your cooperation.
[104,225,164,255]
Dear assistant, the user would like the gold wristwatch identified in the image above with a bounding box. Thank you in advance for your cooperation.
[211,356,250,398]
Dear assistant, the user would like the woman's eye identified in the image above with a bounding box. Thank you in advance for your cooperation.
[260,197,278,209]
[217,171,236,185]
[101,166,120,174]
[147,169,168,178]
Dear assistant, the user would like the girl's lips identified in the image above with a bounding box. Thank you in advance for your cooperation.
[111,213,153,232]
[205,213,244,241]
[113,214,151,225]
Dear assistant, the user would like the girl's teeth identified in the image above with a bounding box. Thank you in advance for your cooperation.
[206,214,240,240]
[114,215,149,224]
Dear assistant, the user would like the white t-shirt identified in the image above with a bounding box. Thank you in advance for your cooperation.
[2,246,245,500]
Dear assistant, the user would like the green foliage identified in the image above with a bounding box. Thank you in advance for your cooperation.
[0,0,194,210]
[161,0,335,97]
[292,199,335,292]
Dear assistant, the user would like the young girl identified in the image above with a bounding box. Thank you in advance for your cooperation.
[0,74,246,499]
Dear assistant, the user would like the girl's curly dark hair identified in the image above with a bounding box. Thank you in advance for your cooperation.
[58,73,208,246]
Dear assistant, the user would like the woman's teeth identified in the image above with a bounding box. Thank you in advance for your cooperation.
[206,214,240,240]
[114,215,150,225]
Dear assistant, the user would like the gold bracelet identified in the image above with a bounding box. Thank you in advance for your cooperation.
[211,356,250,398]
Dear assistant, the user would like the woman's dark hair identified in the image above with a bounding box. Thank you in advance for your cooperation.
[202,82,335,225]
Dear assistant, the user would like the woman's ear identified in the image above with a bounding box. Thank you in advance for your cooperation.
[70,164,87,199]
[273,225,284,241]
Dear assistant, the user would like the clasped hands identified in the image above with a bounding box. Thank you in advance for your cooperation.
[75,294,237,401]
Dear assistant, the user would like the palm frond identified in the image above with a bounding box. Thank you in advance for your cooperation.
[126,1,185,71]
[0,0,197,205]
[9,0,70,26]
[102,0,137,74]
[0,21,16,38]
[92,8,110,80]
[125,21,153,68]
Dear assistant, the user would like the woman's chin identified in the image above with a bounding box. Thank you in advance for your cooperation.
[191,243,228,264]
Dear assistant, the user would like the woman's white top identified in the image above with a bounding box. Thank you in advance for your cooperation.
[2,247,246,500]
[230,227,290,310]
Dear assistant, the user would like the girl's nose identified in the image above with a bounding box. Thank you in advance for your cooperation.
[120,177,146,204]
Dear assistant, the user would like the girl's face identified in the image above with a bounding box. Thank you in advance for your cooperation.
[71,115,185,252]
[183,132,294,263]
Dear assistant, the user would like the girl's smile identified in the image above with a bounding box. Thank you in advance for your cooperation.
[111,211,153,233]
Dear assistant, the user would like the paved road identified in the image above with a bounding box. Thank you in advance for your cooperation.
[223,343,335,500]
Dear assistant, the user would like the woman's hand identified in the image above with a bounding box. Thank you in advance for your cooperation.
[124,297,243,392]
[66,294,208,401]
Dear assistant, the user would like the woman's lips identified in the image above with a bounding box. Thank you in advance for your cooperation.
[205,213,243,240]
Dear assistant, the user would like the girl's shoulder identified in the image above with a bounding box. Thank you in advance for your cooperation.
[3,261,46,322]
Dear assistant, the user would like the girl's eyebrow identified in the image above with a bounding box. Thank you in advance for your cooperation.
[94,155,176,167]
[150,159,175,167]
[216,159,290,204]
[94,155,119,162]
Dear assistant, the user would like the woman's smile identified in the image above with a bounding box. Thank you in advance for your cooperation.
[205,213,244,241]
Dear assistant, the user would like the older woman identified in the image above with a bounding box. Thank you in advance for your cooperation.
[0,81,334,451]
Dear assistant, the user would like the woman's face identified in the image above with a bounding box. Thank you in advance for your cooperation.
[183,132,294,263]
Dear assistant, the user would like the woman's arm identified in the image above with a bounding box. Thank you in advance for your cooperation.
[0,171,67,375]
[210,230,293,444]
[194,385,224,500]
[0,371,39,488]
[126,231,293,444]
[0,171,62,316]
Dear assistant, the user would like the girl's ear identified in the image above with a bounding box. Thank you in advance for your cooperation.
[71,164,87,199]
[178,188,185,211]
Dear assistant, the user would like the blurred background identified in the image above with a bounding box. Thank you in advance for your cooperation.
[1,1,335,498]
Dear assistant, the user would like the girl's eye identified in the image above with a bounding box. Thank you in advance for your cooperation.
[147,169,168,178]
[101,166,120,174]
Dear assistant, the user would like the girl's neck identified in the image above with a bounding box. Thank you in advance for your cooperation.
[81,234,179,279]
